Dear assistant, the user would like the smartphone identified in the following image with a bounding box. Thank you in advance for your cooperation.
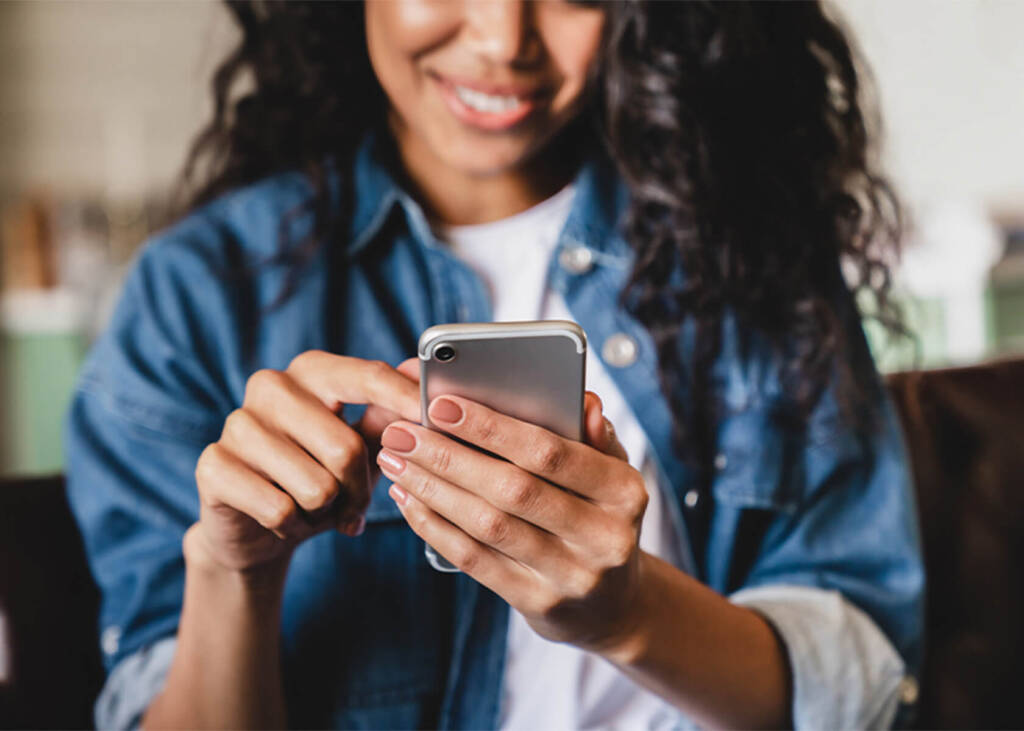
[417,320,587,572]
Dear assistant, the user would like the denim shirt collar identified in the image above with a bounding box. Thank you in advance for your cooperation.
[345,127,634,267]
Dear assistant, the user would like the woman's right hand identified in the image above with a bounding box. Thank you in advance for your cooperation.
[188,352,421,573]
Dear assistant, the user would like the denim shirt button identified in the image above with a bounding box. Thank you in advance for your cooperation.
[558,245,594,274]
[101,625,121,656]
[602,333,638,367]
[714,453,728,471]
[683,489,700,509]
[898,675,919,705]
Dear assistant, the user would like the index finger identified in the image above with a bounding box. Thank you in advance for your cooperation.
[425,394,629,501]
[287,351,420,423]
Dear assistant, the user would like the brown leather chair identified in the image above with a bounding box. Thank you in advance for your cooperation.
[888,358,1024,728]
[1,359,1023,729]
[0,475,103,729]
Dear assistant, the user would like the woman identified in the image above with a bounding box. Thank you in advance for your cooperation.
[66,1,924,729]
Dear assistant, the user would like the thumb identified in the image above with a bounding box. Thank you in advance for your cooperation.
[583,391,629,463]
[396,356,420,382]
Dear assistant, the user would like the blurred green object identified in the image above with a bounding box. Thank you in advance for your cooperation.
[865,272,1024,374]
[862,290,948,374]
[991,285,1024,353]
[0,331,86,476]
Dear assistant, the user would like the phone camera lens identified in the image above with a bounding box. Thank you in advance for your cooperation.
[434,345,456,362]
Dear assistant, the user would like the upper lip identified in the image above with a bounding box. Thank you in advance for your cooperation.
[431,72,547,99]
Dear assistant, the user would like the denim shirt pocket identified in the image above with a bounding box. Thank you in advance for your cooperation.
[710,406,802,513]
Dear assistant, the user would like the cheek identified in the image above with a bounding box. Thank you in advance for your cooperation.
[543,16,605,115]
[372,0,458,54]
[365,0,457,112]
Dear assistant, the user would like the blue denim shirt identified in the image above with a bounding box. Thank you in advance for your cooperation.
[65,129,925,729]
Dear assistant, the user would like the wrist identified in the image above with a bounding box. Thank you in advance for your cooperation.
[183,524,291,600]
[594,551,657,668]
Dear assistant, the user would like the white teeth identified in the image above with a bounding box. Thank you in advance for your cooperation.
[453,84,524,114]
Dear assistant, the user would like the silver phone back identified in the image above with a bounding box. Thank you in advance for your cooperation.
[419,320,586,441]
[417,321,587,573]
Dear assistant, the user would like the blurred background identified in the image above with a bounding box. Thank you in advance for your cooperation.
[0,0,1022,477]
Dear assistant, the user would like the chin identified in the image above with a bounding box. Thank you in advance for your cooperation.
[435,138,536,178]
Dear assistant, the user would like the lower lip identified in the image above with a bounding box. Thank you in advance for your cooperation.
[433,76,539,132]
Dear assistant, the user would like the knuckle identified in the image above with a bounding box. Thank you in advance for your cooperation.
[498,472,539,513]
[345,428,369,458]
[635,489,649,518]
[357,360,392,404]
[417,474,440,504]
[286,349,315,373]
[222,408,255,442]
[471,414,501,445]
[477,510,512,546]
[432,444,453,474]
[526,589,557,617]
[567,568,601,601]
[321,447,350,480]
[245,368,286,403]
[308,471,340,509]
[452,542,482,574]
[365,359,391,383]
[603,527,635,569]
[195,443,225,486]
[626,481,649,520]
[529,437,568,475]
[323,431,363,476]
[263,498,295,531]
[410,507,432,534]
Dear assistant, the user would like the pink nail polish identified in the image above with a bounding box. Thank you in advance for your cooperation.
[382,425,417,452]
[378,449,406,474]
[389,484,408,506]
[429,397,463,424]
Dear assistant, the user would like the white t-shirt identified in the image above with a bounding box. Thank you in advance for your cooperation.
[436,184,687,730]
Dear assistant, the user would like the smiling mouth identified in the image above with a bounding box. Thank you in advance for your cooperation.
[452,84,526,113]
[429,71,548,131]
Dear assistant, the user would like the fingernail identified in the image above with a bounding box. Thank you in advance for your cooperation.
[389,484,408,506]
[429,397,463,424]
[377,449,406,475]
[381,426,416,453]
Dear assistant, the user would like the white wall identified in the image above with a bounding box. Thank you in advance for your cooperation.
[0,1,235,199]
[837,0,1024,212]
[836,0,1024,366]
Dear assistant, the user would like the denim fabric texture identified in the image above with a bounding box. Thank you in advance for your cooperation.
[65,128,925,729]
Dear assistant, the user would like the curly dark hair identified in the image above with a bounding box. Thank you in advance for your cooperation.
[180,0,905,477]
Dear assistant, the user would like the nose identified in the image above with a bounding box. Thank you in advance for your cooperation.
[463,0,538,65]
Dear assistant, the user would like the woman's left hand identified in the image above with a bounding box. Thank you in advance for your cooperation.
[376,390,650,655]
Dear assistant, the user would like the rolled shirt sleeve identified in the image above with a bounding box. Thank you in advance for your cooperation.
[695,307,926,729]
[94,637,178,730]
[731,584,909,730]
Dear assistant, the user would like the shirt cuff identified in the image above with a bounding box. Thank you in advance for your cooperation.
[95,635,177,730]
[730,584,910,730]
